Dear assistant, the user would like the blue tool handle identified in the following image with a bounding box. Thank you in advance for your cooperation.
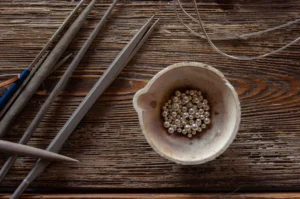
[0,68,31,109]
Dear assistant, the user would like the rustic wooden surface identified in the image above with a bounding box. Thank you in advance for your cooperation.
[0,0,300,194]
[2,193,300,199]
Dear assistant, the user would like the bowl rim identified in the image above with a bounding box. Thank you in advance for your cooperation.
[133,62,241,165]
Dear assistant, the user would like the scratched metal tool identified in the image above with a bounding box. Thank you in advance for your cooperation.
[0,53,73,183]
[0,0,97,136]
[0,0,118,184]
[0,0,84,117]
[10,16,159,199]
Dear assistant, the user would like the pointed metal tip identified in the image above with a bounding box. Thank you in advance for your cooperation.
[64,156,79,163]
[140,15,156,33]
[145,15,155,25]
[153,18,160,26]
[149,15,155,21]
[50,151,78,162]
[147,15,159,29]
[66,53,73,59]
[52,153,79,163]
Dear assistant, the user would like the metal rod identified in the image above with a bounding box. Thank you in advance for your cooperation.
[0,0,97,137]
[28,1,84,70]
[49,54,73,76]
[0,54,73,183]
[0,140,78,162]
[0,0,84,115]
[0,0,117,184]
[10,16,158,199]
[0,53,72,120]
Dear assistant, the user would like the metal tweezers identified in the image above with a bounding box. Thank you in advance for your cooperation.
[10,16,159,199]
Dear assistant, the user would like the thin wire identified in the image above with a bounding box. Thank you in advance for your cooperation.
[174,0,242,40]
[191,0,300,60]
[175,0,300,40]
[176,0,244,40]
[240,19,300,39]
[0,76,18,88]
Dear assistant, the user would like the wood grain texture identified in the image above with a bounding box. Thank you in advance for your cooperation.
[1,193,300,199]
[0,0,300,193]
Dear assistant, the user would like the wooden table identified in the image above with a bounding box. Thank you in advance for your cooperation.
[0,0,300,198]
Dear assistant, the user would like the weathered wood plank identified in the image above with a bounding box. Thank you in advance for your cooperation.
[0,0,300,192]
[2,193,300,199]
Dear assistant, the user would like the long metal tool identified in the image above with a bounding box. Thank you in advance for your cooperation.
[10,16,158,199]
[0,0,118,184]
[0,0,97,137]
[0,54,73,183]
[49,54,73,76]
[0,52,49,119]
[0,140,78,162]
[0,0,84,112]
[0,52,71,120]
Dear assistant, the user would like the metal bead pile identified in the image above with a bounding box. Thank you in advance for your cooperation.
[161,89,211,138]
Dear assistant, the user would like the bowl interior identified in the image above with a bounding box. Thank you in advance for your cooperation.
[135,64,240,164]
